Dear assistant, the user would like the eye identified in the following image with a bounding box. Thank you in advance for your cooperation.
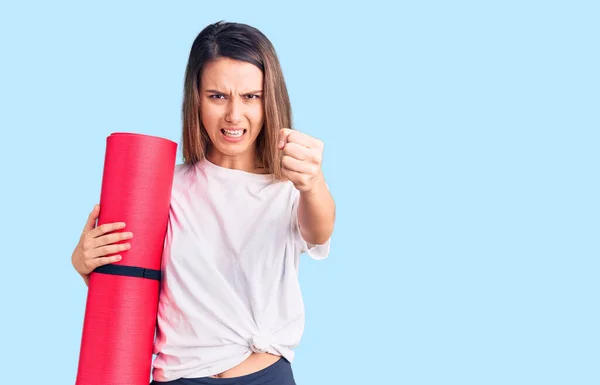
[244,94,261,100]
[209,94,226,100]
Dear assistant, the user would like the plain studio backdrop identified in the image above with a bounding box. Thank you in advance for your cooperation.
[0,1,598,384]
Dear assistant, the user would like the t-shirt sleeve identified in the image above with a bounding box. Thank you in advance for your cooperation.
[290,188,331,260]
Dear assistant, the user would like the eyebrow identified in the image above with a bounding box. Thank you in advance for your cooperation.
[204,89,263,94]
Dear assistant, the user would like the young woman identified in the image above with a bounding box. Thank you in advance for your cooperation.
[71,21,335,384]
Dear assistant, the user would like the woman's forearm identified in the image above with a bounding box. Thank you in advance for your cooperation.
[297,174,335,245]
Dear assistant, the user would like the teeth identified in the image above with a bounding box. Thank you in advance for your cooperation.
[223,129,243,138]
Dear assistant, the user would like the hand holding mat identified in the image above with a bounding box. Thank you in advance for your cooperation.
[71,204,133,280]
[76,132,177,385]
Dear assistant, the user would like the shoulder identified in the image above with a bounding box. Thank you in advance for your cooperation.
[173,162,196,182]
[168,162,199,196]
[174,162,193,177]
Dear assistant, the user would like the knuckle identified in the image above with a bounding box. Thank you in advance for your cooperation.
[94,246,104,256]
[315,149,323,161]
[309,152,319,163]
[108,233,119,243]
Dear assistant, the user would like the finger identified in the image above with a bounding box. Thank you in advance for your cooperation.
[282,168,304,183]
[86,242,131,259]
[87,255,123,270]
[282,155,314,174]
[92,231,133,249]
[83,204,100,232]
[278,128,293,149]
[88,221,127,239]
[285,131,316,148]
[282,142,310,161]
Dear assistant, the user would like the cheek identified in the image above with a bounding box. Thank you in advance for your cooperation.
[249,105,265,127]
[200,104,221,129]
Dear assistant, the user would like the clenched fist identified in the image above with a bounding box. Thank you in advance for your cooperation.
[278,128,325,193]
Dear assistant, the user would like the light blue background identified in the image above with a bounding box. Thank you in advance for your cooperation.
[1,1,598,384]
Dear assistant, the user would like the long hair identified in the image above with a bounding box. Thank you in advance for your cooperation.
[181,21,292,179]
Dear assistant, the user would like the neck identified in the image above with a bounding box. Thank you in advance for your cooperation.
[206,147,266,174]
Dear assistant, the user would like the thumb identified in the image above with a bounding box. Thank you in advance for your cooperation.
[84,204,100,231]
[278,128,293,149]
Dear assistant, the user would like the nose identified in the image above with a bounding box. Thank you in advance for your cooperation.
[225,97,242,124]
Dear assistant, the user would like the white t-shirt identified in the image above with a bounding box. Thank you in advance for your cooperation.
[151,158,330,381]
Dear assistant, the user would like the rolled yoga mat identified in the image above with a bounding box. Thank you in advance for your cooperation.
[76,132,177,385]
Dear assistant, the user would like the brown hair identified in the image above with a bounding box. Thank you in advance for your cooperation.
[181,21,292,179]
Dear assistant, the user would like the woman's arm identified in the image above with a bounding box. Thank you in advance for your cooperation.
[279,128,336,245]
[297,174,335,245]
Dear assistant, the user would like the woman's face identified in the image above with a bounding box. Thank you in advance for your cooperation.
[199,57,265,165]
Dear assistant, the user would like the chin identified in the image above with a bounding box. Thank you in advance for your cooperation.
[212,144,251,157]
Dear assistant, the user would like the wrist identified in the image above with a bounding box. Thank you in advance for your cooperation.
[301,172,326,198]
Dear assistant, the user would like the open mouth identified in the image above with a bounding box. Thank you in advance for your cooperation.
[220,128,246,141]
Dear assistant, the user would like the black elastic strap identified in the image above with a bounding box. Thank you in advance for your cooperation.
[93,264,161,281]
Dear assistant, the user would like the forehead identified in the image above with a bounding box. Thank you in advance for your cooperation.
[200,57,263,91]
